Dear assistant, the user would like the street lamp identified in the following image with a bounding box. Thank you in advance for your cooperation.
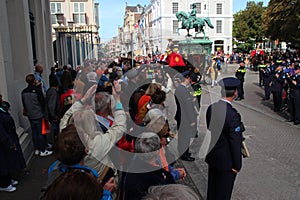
[55,13,64,26]
[54,13,65,66]
[68,21,74,31]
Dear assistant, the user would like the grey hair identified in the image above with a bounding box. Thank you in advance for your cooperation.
[134,132,161,161]
[142,184,200,200]
[95,92,111,114]
[86,72,97,81]
[144,109,166,137]
[144,108,164,125]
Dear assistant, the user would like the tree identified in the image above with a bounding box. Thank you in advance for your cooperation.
[263,0,300,48]
[233,1,266,52]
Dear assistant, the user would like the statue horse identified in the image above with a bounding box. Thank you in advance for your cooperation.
[176,11,214,38]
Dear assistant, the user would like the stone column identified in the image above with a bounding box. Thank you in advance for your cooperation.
[0,0,33,126]
[0,0,38,162]
[31,0,54,79]
[0,0,52,162]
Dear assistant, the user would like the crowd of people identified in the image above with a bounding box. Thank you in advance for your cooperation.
[207,50,300,125]
[1,47,299,199]
[0,52,203,199]
[249,51,300,125]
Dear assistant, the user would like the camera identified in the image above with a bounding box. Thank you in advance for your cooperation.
[165,136,172,144]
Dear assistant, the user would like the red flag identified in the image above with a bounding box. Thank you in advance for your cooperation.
[260,50,265,55]
[166,52,186,67]
[134,22,139,29]
[250,50,256,58]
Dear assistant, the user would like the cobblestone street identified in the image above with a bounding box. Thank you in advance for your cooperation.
[183,64,300,200]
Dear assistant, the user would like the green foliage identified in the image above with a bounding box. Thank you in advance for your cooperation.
[263,0,300,48]
[233,1,266,51]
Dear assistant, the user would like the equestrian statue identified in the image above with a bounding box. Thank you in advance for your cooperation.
[176,3,214,38]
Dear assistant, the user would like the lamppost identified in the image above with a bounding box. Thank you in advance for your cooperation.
[54,13,65,66]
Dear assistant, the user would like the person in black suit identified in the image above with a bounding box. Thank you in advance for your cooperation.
[205,77,245,200]
[174,71,198,161]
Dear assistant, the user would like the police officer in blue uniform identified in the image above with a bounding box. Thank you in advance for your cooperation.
[205,77,245,200]
[288,65,300,125]
[270,66,285,112]
[262,61,275,100]
[235,62,246,101]
[258,60,267,87]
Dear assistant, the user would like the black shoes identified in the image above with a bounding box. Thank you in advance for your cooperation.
[286,119,299,125]
[235,97,244,101]
[181,156,195,161]
[262,98,270,101]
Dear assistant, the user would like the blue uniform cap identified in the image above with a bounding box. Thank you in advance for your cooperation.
[219,77,240,90]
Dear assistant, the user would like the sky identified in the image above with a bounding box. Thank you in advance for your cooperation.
[96,0,270,41]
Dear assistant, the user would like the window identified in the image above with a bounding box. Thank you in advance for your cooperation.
[74,2,85,24]
[216,3,222,14]
[214,40,224,52]
[172,2,178,14]
[204,4,206,10]
[173,20,178,33]
[190,3,201,14]
[50,2,62,24]
[216,20,222,33]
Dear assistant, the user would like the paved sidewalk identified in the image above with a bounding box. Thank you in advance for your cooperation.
[0,154,56,200]
[0,153,203,200]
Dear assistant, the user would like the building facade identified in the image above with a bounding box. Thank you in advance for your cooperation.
[50,0,100,67]
[117,0,233,56]
[122,4,143,56]
[0,0,53,162]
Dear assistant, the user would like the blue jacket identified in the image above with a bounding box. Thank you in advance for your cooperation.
[34,71,48,94]
[205,100,244,171]
[46,161,113,200]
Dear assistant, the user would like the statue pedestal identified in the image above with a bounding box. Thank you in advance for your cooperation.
[178,38,212,76]
[178,37,212,56]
